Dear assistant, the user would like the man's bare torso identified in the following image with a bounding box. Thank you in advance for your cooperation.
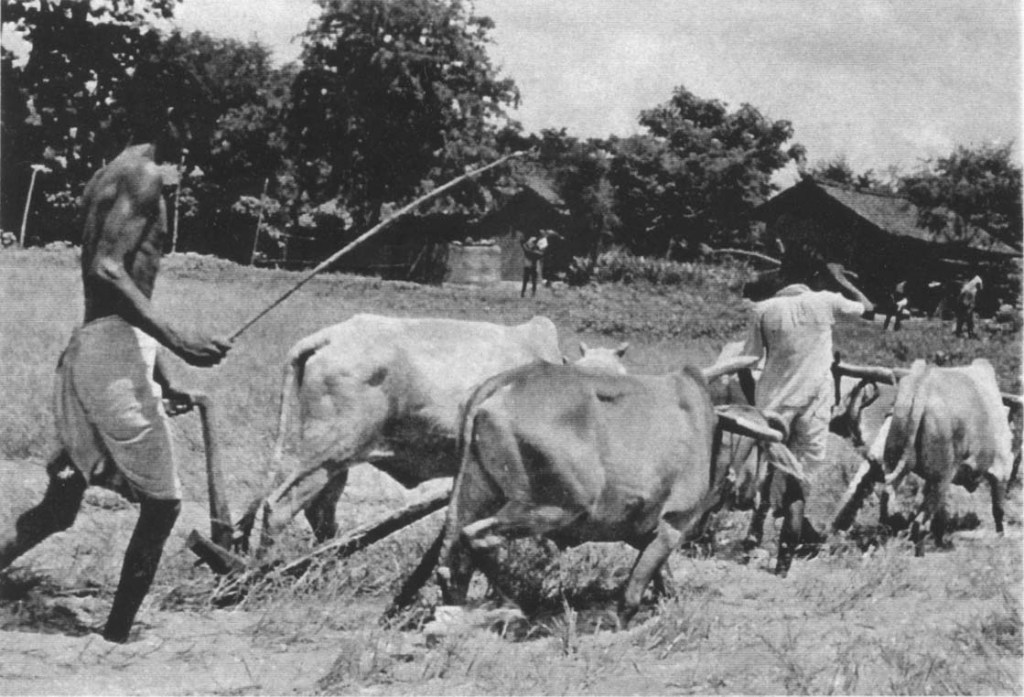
[80,144,167,323]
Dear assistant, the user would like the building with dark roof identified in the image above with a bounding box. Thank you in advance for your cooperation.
[752,177,1021,311]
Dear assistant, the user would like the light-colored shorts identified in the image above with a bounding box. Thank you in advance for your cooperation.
[52,316,180,501]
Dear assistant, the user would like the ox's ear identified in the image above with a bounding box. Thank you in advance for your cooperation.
[615,342,630,358]
[579,341,589,356]
[562,355,570,365]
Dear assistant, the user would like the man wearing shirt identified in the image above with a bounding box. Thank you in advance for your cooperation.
[727,265,874,563]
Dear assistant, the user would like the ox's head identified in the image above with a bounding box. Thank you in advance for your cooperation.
[829,378,880,448]
[571,341,630,375]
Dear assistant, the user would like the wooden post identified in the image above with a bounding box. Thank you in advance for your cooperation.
[170,154,186,253]
[19,165,49,247]
[249,178,270,265]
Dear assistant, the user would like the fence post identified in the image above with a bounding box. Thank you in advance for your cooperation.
[19,164,51,247]
[249,178,270,265]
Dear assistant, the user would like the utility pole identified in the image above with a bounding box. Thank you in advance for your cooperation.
[171,153,186,253]
[249,178,270,265]
[19,164,52,247]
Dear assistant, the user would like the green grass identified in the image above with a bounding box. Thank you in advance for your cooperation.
[1,247,1021,695]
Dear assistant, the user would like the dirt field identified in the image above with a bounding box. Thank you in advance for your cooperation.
[1,250,1020,695]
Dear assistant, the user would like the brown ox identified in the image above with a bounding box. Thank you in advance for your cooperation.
[434,361,803,624]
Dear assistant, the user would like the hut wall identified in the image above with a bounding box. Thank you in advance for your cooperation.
[445,243,503,285]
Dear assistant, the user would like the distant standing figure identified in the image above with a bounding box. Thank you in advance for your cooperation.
[521,232,547,298]
[955,275,983,338]
[883,280,908,331]
[0,105,231,643]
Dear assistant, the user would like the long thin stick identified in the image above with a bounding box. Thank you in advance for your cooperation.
[230,151,527,341]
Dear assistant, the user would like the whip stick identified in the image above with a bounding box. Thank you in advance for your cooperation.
[229,150,527,341]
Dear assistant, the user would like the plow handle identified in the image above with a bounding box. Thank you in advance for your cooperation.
[188,392,234,550]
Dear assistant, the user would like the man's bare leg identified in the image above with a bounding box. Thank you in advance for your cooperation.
[102,496,180,643]
[0,451,86,570]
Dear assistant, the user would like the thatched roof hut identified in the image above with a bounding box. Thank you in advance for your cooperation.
[752,177,1021,311]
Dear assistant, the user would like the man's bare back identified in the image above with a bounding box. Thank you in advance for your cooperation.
[80,141,229,366]
[81,144,165,321]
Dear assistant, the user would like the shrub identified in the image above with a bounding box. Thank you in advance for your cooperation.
[566,248,752,289]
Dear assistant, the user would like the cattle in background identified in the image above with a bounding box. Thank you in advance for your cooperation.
[434,361,806,624]
[247,314,562,548]
[831,360,1012,556]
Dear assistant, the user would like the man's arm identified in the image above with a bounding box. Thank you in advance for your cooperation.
[824,264,874,312]
[87,165,229,367]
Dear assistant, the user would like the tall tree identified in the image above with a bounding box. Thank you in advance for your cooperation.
[531,129,620,262]
[608,87,799,257]
[1,0,179,186]
[288,0,521,232]
[899,143,1022,252]
[153,30,296,258]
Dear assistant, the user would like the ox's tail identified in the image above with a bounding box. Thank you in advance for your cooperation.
[441,361,549,566]
[883,360,929,486]
[270,333,333,469]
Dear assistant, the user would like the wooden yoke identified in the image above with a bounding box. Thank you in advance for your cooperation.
[831,352,1022,412]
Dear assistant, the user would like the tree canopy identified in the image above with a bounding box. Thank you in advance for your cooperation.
[899,143,1022,252]
[608,87,799,257]
[288,0,521,230]
[2,0,1017,274]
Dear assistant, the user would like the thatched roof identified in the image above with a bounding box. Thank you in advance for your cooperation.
[755,178,1019,257]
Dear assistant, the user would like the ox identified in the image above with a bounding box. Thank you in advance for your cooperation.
[434,361,804,624]
[883,359,1011,555]
[830,360,1012,556]
[249,314,562,547]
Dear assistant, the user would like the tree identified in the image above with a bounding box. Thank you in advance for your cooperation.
[153,30,297,259]
[288,0,521,233]
[530,129,619,262]
[1,0,178,187]
[807,155,885,191]
[900,143,1022,252]
[1,47,40,235]
[608,86,799,257]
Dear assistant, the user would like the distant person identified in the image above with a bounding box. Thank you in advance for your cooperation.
[521,232,548,298]
[0,105,231,643]
[882,280,908,331]
[713,263,874,569]
[955,275,983,338]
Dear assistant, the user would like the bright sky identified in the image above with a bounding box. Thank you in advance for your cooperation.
[166,0,1020,178]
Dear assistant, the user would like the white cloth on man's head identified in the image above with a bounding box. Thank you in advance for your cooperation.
[53,316,180,501]
[741,284,864,465]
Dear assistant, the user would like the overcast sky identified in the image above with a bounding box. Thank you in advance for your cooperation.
[171,0,1021,178]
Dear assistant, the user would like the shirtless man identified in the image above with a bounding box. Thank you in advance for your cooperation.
[0,107,231,643]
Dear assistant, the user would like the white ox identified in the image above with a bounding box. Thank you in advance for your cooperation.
[253,314,562,544]
[832,359,1012,555]
[882,359,1012,555]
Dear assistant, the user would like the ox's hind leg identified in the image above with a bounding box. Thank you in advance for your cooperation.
[987,472,1005,535]
[458,502,583,609]
[909,478,949,557]
[303,465,349,542]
